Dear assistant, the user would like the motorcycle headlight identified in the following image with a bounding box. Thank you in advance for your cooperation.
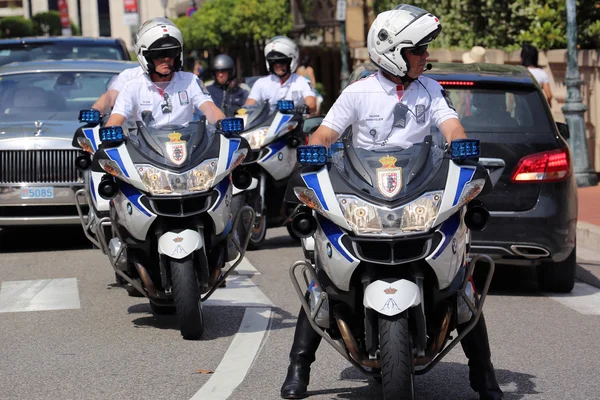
[455,179,486,209]
[337,191,443,236]
[135,158,219,196]
[187,158,219,192]
[242,128,269,150]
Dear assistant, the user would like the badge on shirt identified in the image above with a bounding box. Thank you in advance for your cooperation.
[416,104,426,124]
[196,78,210,95]
[376,155,402,198]
[393,103,409,129]
[165,132,187,166]
[442,89,456,111]
[178,90,189,105]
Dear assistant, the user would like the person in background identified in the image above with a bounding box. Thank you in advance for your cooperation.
[521,43,553,103]
[296,54,316,87]
[206,54,249,117]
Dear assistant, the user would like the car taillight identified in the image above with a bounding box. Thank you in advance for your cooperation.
[511,148,571,183]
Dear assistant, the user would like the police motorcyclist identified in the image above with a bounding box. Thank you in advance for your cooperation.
[280,5,503,400]
[206,54,249,117]
[105,17,225,128]
[244,36,317,115]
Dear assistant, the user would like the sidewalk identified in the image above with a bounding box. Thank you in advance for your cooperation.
[576,185,600,288]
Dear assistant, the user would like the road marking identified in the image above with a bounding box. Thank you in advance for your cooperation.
[190,307,272,400]
[204,274,273,308]
[0,278,80,313]
[545,282,600,315]
[231,257,261,276]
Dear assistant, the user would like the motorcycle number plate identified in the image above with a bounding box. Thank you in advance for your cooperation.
[20,186,54,199]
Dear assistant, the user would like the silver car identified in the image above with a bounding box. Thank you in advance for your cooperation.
[0,59,138,226]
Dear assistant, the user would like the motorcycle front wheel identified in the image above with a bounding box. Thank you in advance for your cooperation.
[247,214,267,250]
[171,256,204,340]
[379,312,414,400]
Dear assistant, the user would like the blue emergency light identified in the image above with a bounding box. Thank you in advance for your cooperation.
[277,100,294,112]
[297,145,327,165]
[450,139,480,160]
[79,109,101,124]
[99,126,125,143]
[220,117,244,134]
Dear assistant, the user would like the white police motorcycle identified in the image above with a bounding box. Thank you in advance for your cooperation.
[86,116,253,340]
[234,99,323,249]
[286,134,495,399]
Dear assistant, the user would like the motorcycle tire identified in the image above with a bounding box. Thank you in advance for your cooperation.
[378,312,414,400]
[171,256,204,340]
[247,214,267,250]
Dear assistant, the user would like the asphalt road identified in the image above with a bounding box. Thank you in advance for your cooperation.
[0,225,599,400]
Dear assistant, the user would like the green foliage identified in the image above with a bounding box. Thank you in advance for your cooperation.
[371,0,599,50]
[175,0,292,52]
[31,11,81,37]
[0,16,34,38]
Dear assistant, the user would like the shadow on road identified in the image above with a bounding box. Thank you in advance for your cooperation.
[0,226,93,253]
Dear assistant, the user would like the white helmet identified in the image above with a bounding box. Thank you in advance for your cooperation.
[367,5,441,78]
[135,18,184,75]
[264,36,299,76]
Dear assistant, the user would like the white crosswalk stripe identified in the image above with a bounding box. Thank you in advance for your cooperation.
[0,278,80,313]
[544,282,600,315]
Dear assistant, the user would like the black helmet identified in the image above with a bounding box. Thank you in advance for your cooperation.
[211,54,235,75]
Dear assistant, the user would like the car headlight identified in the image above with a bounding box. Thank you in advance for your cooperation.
[242,128,269,150]
[337,191,443,236]
[136,158,219,196]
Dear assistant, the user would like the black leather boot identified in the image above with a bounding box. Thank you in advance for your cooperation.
[458,314,504,400]
[280,307,322,399]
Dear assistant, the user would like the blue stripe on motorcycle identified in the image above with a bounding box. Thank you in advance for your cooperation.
[120,182,151,217]
[302,173,329,211]
[226,138,241,170]
[83,128,97,151]
[320,218,353,263]
[90,175,96,201]
[211,179,230,211]
[274,114,292,134]
[433,211,461,259]
[452,167,475,206]
[261,138,287,161]
[105,148,130,178]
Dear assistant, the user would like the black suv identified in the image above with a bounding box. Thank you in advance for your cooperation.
[0,37,131,66]
[346,62,578,293]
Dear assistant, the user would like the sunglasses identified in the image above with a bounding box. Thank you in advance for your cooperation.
[147,49,179,60]
[409,45,429,56]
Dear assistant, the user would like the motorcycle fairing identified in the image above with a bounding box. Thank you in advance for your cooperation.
[83,127,100,152]
[314,217,360,292]
[363,279,421,317]
[113,182,156,241]
[208,178,232,235]
[157,229,204,259]
[214,135,243,185]
[88,170,110,212]
[433,162,476,226]
[259,137,298,181]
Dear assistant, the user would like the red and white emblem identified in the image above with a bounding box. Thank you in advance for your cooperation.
[376,155,402,198]
[166,132,187,165]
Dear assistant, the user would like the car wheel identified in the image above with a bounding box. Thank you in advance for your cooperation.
[537,246,576,293]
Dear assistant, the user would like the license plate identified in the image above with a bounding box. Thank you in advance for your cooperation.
[20,187,54,199]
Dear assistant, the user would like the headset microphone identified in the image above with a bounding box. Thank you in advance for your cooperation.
[425,63,433,71]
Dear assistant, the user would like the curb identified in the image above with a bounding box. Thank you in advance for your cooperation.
[576,222,600,289]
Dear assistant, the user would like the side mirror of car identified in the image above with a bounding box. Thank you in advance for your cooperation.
[556,122,570,139]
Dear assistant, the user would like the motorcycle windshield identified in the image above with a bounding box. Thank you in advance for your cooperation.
[239,102,275,131]
[332,135,446,202]
[127,120,216,170]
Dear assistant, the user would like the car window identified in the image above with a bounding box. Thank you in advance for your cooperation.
[443,88,551,133]
[0,44,123,66]
[0,71,117,115]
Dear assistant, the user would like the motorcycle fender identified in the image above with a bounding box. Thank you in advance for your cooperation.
[363,279,421,317]
[158,229,203,259]
[232,177,258,195]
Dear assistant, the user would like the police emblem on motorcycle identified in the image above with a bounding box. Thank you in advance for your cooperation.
[166,132,187,166]
[376,155,402,198]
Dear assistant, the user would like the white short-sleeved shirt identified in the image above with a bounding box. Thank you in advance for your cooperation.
[248,73,315,109]
[527,67,550,86]
[112,71,213,127]
[107,66,144,92]
[321,72,458,150]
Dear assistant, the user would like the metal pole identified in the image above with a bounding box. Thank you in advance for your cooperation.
[562,0,597,187]
[340,20,350,91]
